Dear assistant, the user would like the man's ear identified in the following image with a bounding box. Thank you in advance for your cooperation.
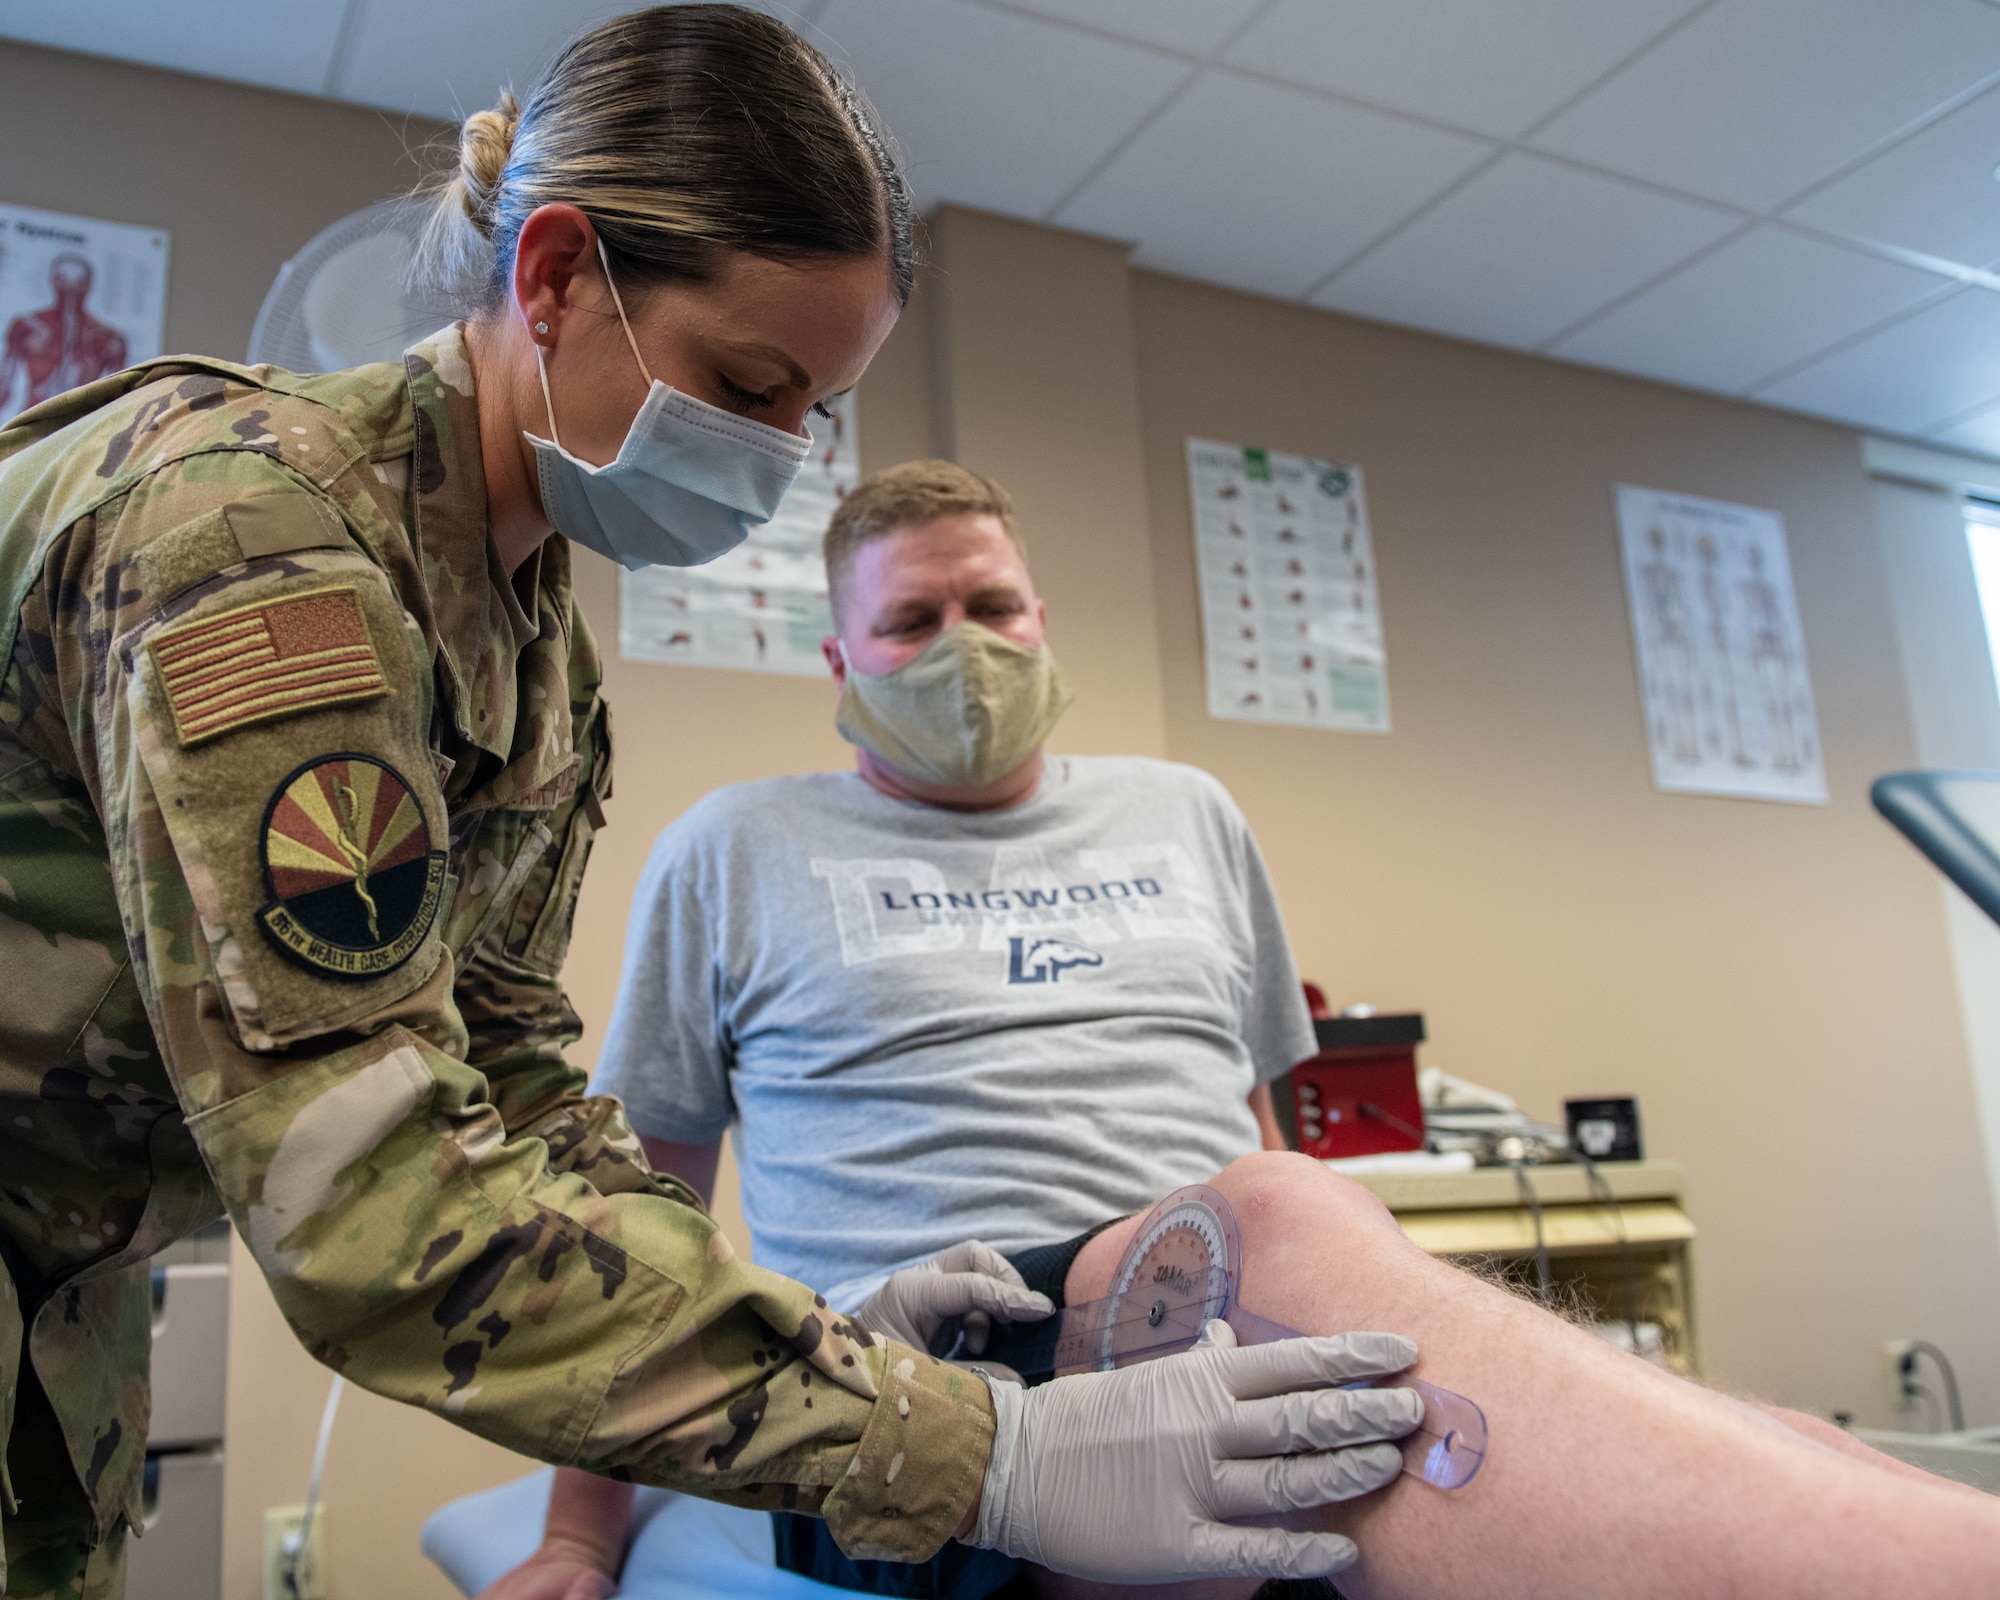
[823,635,848,686]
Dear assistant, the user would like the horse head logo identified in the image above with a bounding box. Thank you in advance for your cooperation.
[1007,936,1105,985]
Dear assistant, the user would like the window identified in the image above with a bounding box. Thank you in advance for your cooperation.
[1968,498,2000,705]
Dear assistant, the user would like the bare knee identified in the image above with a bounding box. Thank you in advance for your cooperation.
[1205,1150,1441,1335]
[1066,1154,1412,1306]
[1210,1149,1403,1240]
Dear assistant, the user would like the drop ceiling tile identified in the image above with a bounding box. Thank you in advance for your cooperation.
[972,0,1263,58]
[1056,70,1492,300]
[813,0,1186,215]
[1312,152,1738,350]
[1532,0,2000,211]
[0,0,345,96]
[1226,0,1704,140]
[1552,226,1953,393]
[337,0,639,121]
[1756,287,2000,434]
[1784,83,2000,270]
[1931,397,2000,457]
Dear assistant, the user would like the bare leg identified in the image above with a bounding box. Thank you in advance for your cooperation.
[1748,1399,1966,1485]
[1049,1152,2000,1600]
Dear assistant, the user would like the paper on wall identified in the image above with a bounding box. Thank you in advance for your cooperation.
[618,389,857,676]
[1614,484,1826,804]
[0,202,169,423]
[1186,437,1389,732]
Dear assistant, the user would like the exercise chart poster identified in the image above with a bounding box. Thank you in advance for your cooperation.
[1186,437,1389,732]
[619,389,855,676]
[0,202,169,423]
[1615,485,1826,805]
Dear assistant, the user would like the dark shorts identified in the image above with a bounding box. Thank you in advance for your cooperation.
[770,1220,1120,1600]
[770,1221,1343,1600]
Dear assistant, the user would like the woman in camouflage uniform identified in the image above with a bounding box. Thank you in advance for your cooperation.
[0,9,1420,1598]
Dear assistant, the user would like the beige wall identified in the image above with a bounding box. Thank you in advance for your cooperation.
[18,28,2000,1589]
[1124,265,2000,1426]
[924,207,1170,760]
[0,41,435,364]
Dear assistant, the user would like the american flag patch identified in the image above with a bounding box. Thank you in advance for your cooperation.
[151,586,388,746]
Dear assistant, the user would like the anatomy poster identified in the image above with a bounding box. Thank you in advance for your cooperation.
[0,203,169,423]
[1186,437,1389,732]
[1615,485,1826,804]
[619,389,855,675]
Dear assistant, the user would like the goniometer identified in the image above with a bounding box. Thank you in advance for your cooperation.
[1041,1185,1487,1491]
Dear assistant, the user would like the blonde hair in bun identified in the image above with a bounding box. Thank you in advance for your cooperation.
[412,4,912,311]
[455,92,520,234]
[415,91,519,296]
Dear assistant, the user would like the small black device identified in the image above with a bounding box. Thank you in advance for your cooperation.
[1565,1096,1643,1162]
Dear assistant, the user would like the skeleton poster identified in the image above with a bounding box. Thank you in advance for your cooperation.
[619,389,856,676]
[1186,437,1389,732]
[1615,485,1826,804]
[0,203,169,423]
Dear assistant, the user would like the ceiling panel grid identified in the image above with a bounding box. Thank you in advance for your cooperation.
[6,0,2000,451]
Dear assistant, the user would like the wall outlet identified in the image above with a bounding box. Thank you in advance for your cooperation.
[1883,1339,1918,1417]
[262,1504,327,1600]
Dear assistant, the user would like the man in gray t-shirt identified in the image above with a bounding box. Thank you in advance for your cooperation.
[597,754,1311,1301]
[593,460,1315,1307]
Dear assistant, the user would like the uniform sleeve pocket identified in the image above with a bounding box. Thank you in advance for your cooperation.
[122,554,452,1050]
[520,803,597,976]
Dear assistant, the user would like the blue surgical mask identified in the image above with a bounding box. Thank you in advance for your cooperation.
[525,239,811,570]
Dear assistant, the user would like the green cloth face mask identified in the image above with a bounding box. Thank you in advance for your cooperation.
[836,623,1075,789]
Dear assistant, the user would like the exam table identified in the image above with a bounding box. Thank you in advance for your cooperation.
[423,1469,851,1599]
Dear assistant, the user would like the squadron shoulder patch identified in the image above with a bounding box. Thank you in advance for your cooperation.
[151,586,387,746]
[258,754,445,980]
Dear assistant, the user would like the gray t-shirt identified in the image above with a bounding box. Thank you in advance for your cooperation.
[594,755,1316,1298]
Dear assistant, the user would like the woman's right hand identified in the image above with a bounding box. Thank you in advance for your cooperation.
[473,1549,619,1600]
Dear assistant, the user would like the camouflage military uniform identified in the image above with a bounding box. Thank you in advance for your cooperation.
[0,326,993,1598]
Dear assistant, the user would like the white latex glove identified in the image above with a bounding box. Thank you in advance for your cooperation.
[970,1319,1422,1583]
[851,1241,1055,1357]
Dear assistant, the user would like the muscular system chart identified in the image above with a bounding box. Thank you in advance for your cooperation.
[0,202,168,423]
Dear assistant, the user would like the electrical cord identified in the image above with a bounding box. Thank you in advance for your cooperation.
[1905,1379,1944,1435]
[1358,1100,1428,1146]
[1505,1158,1554,1307]
[1906,1342,1964,1432]
[1487,1125,1645,1347]
[1560,1145,1642,1347]
[285,1373,344,1598]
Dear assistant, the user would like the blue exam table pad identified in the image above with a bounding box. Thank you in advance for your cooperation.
[422,1469,852,1599]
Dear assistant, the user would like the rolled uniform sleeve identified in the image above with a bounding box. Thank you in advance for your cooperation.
[71,466,990,1558]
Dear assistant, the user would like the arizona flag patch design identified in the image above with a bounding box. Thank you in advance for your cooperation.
[257,754,445,980]
[152,586,387,746]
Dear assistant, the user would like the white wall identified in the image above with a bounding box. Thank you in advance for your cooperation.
[1872,454,2000,1264]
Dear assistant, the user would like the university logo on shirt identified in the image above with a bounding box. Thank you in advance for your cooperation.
[1006,936,1104,984]
[809,842,1217,969]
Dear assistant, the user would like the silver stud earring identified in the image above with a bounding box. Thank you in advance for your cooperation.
[535,321,549,335]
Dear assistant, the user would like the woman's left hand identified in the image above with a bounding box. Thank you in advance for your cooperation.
[851,1241,1054,1356]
